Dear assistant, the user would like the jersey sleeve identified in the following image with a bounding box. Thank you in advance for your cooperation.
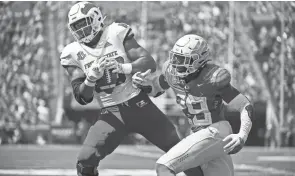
[212,68,231,89]
[212,68,240,103]
[113,23,134,44]
[60,43,81,68]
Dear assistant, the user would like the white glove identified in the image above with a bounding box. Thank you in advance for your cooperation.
[132,69,151,88]
[106,58,132,74]
[222,133,245,155]
[86,57,107,83]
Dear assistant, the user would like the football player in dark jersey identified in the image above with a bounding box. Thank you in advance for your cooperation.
[133,34,253,176]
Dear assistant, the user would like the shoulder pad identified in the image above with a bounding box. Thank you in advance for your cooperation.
[211,67,231,88]
[109,22,134,43]
[60,42,81,68]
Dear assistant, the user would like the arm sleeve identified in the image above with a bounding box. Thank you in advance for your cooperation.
[71,77,94,105]
[215,68,253,141]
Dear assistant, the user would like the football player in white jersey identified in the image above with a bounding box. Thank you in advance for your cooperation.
[133,34,253,176]
[60,2,203,176]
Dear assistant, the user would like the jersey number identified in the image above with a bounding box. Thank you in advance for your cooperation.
[176,94,212,126]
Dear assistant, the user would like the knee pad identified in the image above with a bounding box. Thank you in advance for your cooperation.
[76,162,98,176]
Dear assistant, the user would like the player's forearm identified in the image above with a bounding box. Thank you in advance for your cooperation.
[157,74,170,90]
[117,56,156,75]
[79,81,95,101]
[72,78,95,105]
[130,55,156,74]
[123,36,157,74]
[149,74,170,97]
[239,105,253,142]
[226,93,253,142]
[138,74,170,97]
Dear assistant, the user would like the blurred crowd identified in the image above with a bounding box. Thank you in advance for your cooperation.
[0,1,294,146]
[0,2,51,144]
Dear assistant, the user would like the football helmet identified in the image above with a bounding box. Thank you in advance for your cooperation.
[68,2,105,43]
[168,34,210,77]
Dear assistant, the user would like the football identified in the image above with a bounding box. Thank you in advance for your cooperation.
[94,57,126,94]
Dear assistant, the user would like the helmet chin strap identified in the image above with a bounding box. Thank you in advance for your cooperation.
[83,29,104,48]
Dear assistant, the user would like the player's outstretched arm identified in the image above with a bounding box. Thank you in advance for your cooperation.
[132,72,170,97]
[132,60,170,97]
[215,69,253,154]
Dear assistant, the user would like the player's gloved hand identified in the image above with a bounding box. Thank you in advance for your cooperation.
[86,57,106,83]
[132,69,151,88]
[106,58,132,74]
[222,133,245,155]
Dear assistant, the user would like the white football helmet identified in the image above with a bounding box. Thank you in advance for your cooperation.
[68,2,105,43]
[168,34,210,77]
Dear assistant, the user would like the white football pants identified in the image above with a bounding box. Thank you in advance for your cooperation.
[156,120,234,176]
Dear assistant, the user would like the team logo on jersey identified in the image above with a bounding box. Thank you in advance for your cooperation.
[136,100,148,108]
[101,109,108,114]
[77,51,86,60]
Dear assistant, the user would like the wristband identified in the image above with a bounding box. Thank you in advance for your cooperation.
[84,78,96,87]
[121,63,132,74]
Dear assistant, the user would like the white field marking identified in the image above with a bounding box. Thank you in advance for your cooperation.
[0,169,180,176]
[257,156,295,162]
[115,147,162,158]
[131,145,295,153]
[0,167,294,176]
[234,164,295,176]
[0,169,155,176]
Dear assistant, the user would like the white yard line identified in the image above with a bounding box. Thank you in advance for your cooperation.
[0,168,294,176]
[234,164,295,175]
[257,156,295,162]
[0,169,154,176]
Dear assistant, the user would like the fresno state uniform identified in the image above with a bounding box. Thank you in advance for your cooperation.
[156,61,234,176]
[61,22,140,108]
